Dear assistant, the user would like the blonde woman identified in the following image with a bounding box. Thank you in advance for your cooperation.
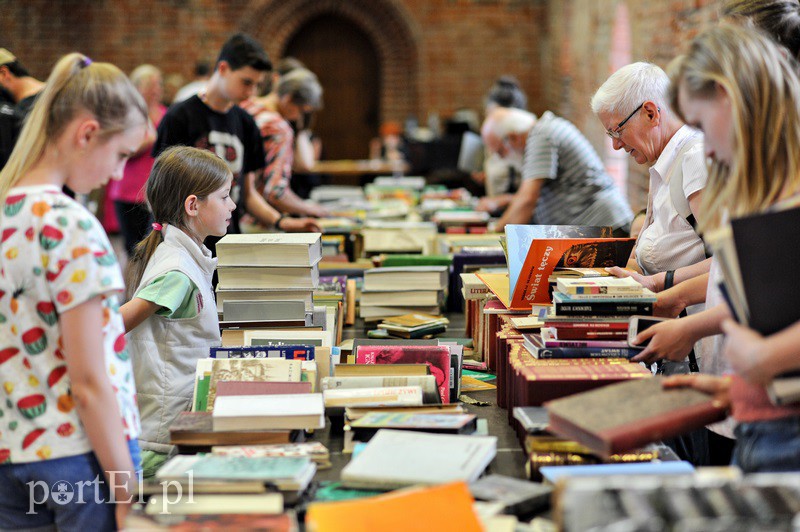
[643,24,800,472]
[106,64,166,255]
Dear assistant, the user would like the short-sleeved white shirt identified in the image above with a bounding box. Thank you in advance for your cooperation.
[636,126,708,276]
[0,185,139,463]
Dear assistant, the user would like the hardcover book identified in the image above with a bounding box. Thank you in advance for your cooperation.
[707,204,800,335]
[156,454,316,492]
[545,377,728,458]
[502,225,634,307]
[212,393,325,431]
[215,233,322,267]
[355,345,451,403]
[349,412,477,437]
[340,429,497,490]
[169,412,294,447]
[210,345,315,360]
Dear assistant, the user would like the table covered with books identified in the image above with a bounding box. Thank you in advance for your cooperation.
[128,180,800,531]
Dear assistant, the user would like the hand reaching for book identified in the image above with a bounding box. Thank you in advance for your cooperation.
[662,374,732,411]
[282,217,321,233]
[604,266,660,292]
[631,318,695,365]
[721,319,774,386]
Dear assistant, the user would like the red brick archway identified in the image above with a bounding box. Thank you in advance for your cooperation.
[241,0,420,124]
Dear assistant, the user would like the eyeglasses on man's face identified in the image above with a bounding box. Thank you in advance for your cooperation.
[606,102,644,139]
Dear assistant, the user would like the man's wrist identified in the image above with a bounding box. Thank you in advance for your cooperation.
[275,213,287,230]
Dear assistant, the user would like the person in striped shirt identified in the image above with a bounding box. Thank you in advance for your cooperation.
[481,107,633,234]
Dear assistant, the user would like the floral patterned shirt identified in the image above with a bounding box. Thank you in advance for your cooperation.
[0,185,139,463]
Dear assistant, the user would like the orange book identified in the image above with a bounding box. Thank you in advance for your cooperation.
[480,237,635,309]
[305,481,481,532]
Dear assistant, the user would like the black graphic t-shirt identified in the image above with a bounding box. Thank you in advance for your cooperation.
[153,95,266,236]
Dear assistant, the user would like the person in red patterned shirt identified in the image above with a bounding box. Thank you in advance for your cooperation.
[241,67,328,218]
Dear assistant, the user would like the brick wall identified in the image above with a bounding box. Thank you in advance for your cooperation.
[1,0,720,203]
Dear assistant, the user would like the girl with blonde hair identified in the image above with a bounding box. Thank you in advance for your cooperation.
[0,53,148,528]
[640,24,800,472]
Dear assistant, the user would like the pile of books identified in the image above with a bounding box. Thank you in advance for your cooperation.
[529,276,655,359]
[376,313,449,339]
[215,233,322,318]
[360,265,448,320]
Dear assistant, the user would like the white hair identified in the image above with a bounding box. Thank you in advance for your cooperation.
[129,64,161,90]
[590,62,670,116]
[490,107,536,137]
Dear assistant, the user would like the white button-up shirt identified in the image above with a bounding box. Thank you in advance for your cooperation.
[636,125,708,276]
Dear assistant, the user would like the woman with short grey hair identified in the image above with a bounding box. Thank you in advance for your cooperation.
[592,62,716,465]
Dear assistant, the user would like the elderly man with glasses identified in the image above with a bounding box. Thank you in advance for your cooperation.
[592,61,722,466]
[481,106,633,235]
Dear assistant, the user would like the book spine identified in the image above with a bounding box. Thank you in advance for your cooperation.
[209,345,315,360]
[549,329,628,340]
[536,346,640,359]
[544,321,629,330]
[554,302,653,316]
[544,340,631,349]
[558,285,643,295]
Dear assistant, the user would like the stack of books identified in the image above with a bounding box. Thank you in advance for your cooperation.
[360,221,437,255]
[156,454,317,500]
[376,313,449,339]
[529,276,655,359]
[360,266,449,320]
[215,233,322,317]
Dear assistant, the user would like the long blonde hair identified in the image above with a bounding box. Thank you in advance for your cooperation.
[669,24,800,232]
[0,53,147,204]
[126,146,232,297]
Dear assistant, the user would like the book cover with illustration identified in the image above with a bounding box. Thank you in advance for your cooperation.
[481,228,634,309]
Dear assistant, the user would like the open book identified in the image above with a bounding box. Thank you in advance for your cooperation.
[479,225,633,309]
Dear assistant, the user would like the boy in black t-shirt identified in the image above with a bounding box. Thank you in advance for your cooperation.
[153,33,319,240]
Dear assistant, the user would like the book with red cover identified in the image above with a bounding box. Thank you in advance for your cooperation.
[355,345,451,403]
[500,232,635,308]
[544,377,728,458]
[506,343,647,441]
[511,346,650,408]
[216,381,313,397]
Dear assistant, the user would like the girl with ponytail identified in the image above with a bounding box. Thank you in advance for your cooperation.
[120,145,234,478]
[0,53,147,529]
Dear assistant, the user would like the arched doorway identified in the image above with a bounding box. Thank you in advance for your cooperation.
[285,14,380,160]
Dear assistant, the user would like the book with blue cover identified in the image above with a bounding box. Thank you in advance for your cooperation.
[210,345,315,361]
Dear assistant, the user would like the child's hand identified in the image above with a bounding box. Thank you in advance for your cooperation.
[282,217,321,233]
[721,319,774,385]
[662,374,732,411]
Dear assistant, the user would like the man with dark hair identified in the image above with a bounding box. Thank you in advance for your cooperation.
[154,33,319,248]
